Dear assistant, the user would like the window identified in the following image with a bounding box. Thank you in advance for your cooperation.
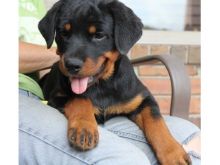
[120,0,200,31]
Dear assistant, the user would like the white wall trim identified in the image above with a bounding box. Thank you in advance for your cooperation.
[138,30,200,45]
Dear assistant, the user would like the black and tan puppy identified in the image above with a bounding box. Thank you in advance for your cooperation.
[38,0,191,164]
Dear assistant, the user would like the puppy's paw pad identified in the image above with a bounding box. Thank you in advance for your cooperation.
[68,123,99,150]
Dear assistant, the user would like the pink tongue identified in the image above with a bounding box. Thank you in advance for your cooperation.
[70,77,89,94]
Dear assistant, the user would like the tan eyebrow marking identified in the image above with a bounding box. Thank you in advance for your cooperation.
[88,25,96,34]
[64,23,71,31]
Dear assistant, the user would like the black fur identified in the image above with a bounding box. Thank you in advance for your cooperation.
[39,0,161,123]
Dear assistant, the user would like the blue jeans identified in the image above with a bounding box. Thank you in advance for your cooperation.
[19,90,200,165]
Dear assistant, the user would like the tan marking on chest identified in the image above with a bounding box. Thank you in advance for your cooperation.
[105,94,143,116]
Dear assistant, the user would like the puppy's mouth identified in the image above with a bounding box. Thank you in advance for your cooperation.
[69,77,90,94]
[58,51,119,95]
[69,76,95,94]
[69,64,104,94]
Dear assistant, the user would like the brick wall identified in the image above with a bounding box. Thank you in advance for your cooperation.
[185,0,201,31]
[129,44,201,127]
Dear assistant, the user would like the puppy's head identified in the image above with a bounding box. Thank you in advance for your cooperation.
[38,0,143,94]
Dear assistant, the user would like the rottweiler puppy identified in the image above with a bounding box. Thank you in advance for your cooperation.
[38,0,191,164]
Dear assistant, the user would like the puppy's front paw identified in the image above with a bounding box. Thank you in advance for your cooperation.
[68,120,99,150]
[158,143,192,165]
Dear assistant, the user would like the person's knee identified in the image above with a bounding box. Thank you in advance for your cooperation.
[20,126,150,165]
[95,152,150,165]
[19,130,91,165]
[91,127,150,165]
[20,98,150,165]
[183,132,201,156]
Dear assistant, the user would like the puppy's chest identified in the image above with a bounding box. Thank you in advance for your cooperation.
[90,93,144,122]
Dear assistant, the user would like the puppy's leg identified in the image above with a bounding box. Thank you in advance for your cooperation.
[64,98,99,150]
[132,103,191,165]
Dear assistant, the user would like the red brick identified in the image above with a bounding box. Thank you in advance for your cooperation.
[140,78,171,95]
[138,65,169,76]
[188,46,201,64]
[186,65,198,76]
[189,96,200,114]
[150,45,170,55]
[191,78,200,94]
[138,77,200,96]
[139,77,200,110]
[130,44,149,59]
[155,96,171,114]
[139,77,200,95]
[138,64,198,77]
[155,96,200,115]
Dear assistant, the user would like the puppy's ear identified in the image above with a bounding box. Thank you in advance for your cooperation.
[108,1,143,54]
[38,1,62,49]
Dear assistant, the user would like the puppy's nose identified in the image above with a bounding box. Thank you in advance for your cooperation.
[64,58,83,74]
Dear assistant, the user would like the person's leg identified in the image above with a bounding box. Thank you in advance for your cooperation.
[19,92,151,165]
[104,116,201,165]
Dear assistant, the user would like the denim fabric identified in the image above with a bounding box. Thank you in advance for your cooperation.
[19,92,150,165]
[104,116,200,165]
[19,90,200,165]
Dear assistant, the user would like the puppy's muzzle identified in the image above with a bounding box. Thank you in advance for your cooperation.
[64,58,83,74]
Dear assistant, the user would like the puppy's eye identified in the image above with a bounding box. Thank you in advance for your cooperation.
[59,31,69,38]
[93,32,107,41]
[60,29,70,37]
[58,23,72,38]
